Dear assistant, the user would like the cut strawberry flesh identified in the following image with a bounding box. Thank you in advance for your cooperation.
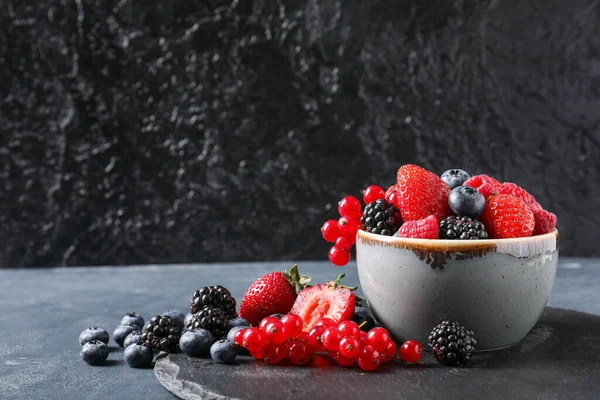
[290,284,355,332]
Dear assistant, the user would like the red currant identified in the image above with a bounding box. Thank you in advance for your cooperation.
[307,326,327,352]
[250,350,264,359]
[338,336,360,359]
[338,196,362,220]
[338,217,362,238]
[321,219,341,242]
[296,331,308,341]
[263,342,288,364]
[399,340,422,363]
[328,246,351,266]
[334,236,352,252]
[334,351,356,367]
[315,318,337,328]
[337,320,360,338]
[233,329,246,346]
[288,341,311,365]
[280,314,303,338]
[263,321,288,345]
[243,328,267,352]
[321,328,342,352]
[382,341,397,362]
[357,345,382,371]
[359,330,368,346]
[259,316,279,331]
[363,185,385,204]
[367,327,391,353]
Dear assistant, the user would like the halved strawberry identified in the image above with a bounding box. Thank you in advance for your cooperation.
[290,273,356,332]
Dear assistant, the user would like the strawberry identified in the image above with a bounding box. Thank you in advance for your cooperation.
[397,215,439,239]
[463,174,501,199]
[290,273,356,332]
[239,265,311,326]
[532,208,557,235]
[480,194,535,239]
[396,164,452,222]
[497,182,541,210]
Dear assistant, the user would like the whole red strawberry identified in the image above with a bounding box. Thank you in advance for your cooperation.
[532,208,557,235]
[480,194,535,239]
[290,273,356,332]
[463,174,502,199]
[397,215,439,239]
[239,265,311,326]
[396,164,451,222]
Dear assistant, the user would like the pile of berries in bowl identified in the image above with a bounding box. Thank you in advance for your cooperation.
[321,164,559,350]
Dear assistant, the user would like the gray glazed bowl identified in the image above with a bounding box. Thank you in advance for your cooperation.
[356,229,559,350]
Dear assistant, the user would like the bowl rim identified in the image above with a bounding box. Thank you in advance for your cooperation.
[356,228,558,251]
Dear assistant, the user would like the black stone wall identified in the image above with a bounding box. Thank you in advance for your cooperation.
[1,0,599,267]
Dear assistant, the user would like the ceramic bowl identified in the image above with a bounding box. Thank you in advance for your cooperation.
[355,229,559,350]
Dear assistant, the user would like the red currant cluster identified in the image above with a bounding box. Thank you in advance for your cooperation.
[233,313,423,372]
[321,185,386,266]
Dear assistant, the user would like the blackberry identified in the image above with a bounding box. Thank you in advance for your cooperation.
[439,216,488,240]
[140,315,183,353]
[360,198,402,236]
[185,306,229,339]
[428,320,477,366]
[190,285,237,318]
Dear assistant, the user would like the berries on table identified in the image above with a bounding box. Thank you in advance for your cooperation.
[120,312,145,330]
[439,216,488,240]
[532,208,557,235]
[480,194,535,239]
[448,186,486,219]
[179,329,214,357]
[228,317,250,330]
[162,310,186,329]
[262,342,288,364]
[463,174,501,200]
[280,314,303,338]
[428,320,477,367]
[123,330,143,348]
[399,340,422,363]
[397,215,439,239]
[382,340,397,361]
[357,345,382,371]
[210,340,238,364]
[361,198,402,236]
[337,320,360,338]
[307,326,327,352]
[259,316,279,331]
[141,315,183,353]
[124,343,154,368]
[338,196,362,220]
[321,328,342,351]
[185,306,229,340]
[338,336,360,358]
[262,320,288,345]
[334,351,355,367]
[80,340,109,365]
[363,185,385,204]
[396,164,452,222]
[441,169,471,189]
[290,273,356,332]
[288,341,311,365]
[367,327,391,353]
[314,318,337,329]
[321,219,342,242]
[328,246,351,267]
[113,324,139,347]
[352,306,375,331]
[79,327,109,346]
[242,328,267,352]
[239,265,311,326]
[190,285,237,319]
[227,326,248,343]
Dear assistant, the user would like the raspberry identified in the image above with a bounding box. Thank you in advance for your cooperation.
[463,174,501,199]
[480,194,535,239]
[532,208,557,235]
[397,215,439,239]
[396,164,452,222]
[497,182,540,209]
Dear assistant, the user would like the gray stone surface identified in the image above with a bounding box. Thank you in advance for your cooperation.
[0,259,598,400]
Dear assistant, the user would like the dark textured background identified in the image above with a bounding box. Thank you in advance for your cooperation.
[1,0,599,268]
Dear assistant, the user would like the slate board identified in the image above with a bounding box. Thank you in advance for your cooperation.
[155,308,600,400]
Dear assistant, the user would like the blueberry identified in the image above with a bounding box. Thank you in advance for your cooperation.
[228,317,250,330]
[353,306,375,332]
[184,313,194,327]
[210,340,238,363]
[124,344,154,368]
[179,329,214,357]
[81,340,109,365]
[269,314,285,320]
[441,169,471,189]
[79,327,109,346]
[123,331,143,348]
[162,310,185,329]
[120,312,144,329]
[113,323,138,347]
[448,186,486,219]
